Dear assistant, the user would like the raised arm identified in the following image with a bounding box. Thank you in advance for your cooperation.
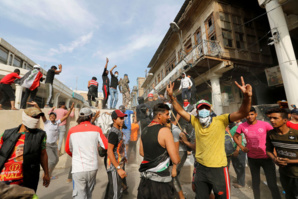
[60,103,74,123]
[55,64,62,74]
[167,82,191,122]
[91,110,100,124]
[229,77,252,122]
[102,58,109,76]
[110,65,117,76]
[27,101,46,123]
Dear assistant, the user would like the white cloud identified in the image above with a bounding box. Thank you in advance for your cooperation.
[93,3,181,62]
[0,0,97,34]
[49,32,93,55]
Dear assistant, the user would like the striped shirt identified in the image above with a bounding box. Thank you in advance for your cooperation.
[266,128,298,178]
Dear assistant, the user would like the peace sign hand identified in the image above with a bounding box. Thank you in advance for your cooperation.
[166,82,175,98]
[235,76,252,97]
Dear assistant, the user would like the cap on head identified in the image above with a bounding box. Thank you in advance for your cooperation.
[111,110,127,120]
[196,99,211,110]
[24,107,42,117]
[33,64,41,69]
[148,93,154,98]
[79,107,93,117]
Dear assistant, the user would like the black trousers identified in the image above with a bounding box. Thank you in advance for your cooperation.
[181,88,191,101]
[194,163,230,199]
[0,84,15,104]
[248,158,281,199]
[21,88,38,109]
[102,85,109,108]
[279,171,298,199]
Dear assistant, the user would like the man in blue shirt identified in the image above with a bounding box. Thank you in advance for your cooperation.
[119,105,135,158]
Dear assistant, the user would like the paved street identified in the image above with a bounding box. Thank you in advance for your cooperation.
[36,151,286,199]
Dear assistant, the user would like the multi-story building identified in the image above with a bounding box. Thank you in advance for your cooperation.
[142,0,297,114]
[0,38,87,109]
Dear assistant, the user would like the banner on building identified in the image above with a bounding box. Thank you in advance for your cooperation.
[265,66,283,87]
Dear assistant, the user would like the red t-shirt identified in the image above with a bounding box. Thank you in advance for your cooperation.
[0,133,25,185]
[286,121,298,130]
[0,72,21,85]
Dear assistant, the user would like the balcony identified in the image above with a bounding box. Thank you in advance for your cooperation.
[149,40,223,94]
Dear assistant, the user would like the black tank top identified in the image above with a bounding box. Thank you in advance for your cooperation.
[142,124,167,161]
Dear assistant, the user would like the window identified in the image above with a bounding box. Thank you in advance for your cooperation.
[195,28,202,45]
[206,14,216,40]
[13,56,22,68]
[165,52,176,75]
[0,46,8,64]
[184,38,192,54]
[232,15,243,33]
[219,12,231,30]
[222,30,233,48]
[177,48,183,61]
[235,33,245,49]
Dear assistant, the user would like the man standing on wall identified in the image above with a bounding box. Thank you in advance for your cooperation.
[119,74,130,108]
[0,69,21,110]
[19,64,44,109]
[45,65,62,107]
[178,72,192,101]
[87,77,99,107]
[102,58,110,109]
[109,65,119,109]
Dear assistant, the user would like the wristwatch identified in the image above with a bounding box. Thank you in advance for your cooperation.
[116,165,121,170]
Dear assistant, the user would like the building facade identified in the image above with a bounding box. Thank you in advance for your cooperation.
[0,38,87,109]
[141,0,297,114]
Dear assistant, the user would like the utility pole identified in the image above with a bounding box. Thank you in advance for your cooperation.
[259,0,298,108]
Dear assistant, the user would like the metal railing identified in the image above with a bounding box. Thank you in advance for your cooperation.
[143,40,222,96]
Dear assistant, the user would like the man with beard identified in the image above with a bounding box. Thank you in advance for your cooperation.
[167,77,252,199]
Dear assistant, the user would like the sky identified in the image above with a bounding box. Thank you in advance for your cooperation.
[0,0,184,106]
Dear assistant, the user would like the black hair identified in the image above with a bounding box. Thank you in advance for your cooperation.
[59,101,65,107]
[153,103,170,118]
[249,107,256,113]
[76,115,91,124]
[51,65,57,70]
[14,69,20,73]
[92,77,97,80]
[267,108,288,119]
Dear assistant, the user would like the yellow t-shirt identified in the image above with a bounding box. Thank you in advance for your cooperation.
[191,114,229,167]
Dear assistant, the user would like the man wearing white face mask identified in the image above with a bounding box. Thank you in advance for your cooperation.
[167,77,252,199]
[0,104,50,192]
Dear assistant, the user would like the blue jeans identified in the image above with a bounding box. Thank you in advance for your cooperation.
[109,88,118,109]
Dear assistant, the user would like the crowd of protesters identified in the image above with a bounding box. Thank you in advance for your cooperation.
[0,58,297,199]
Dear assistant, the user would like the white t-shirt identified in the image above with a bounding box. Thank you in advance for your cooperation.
[179,77,193,90]
[44,120,61,144]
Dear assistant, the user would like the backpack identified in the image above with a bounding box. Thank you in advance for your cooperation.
[225,131,235,156]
